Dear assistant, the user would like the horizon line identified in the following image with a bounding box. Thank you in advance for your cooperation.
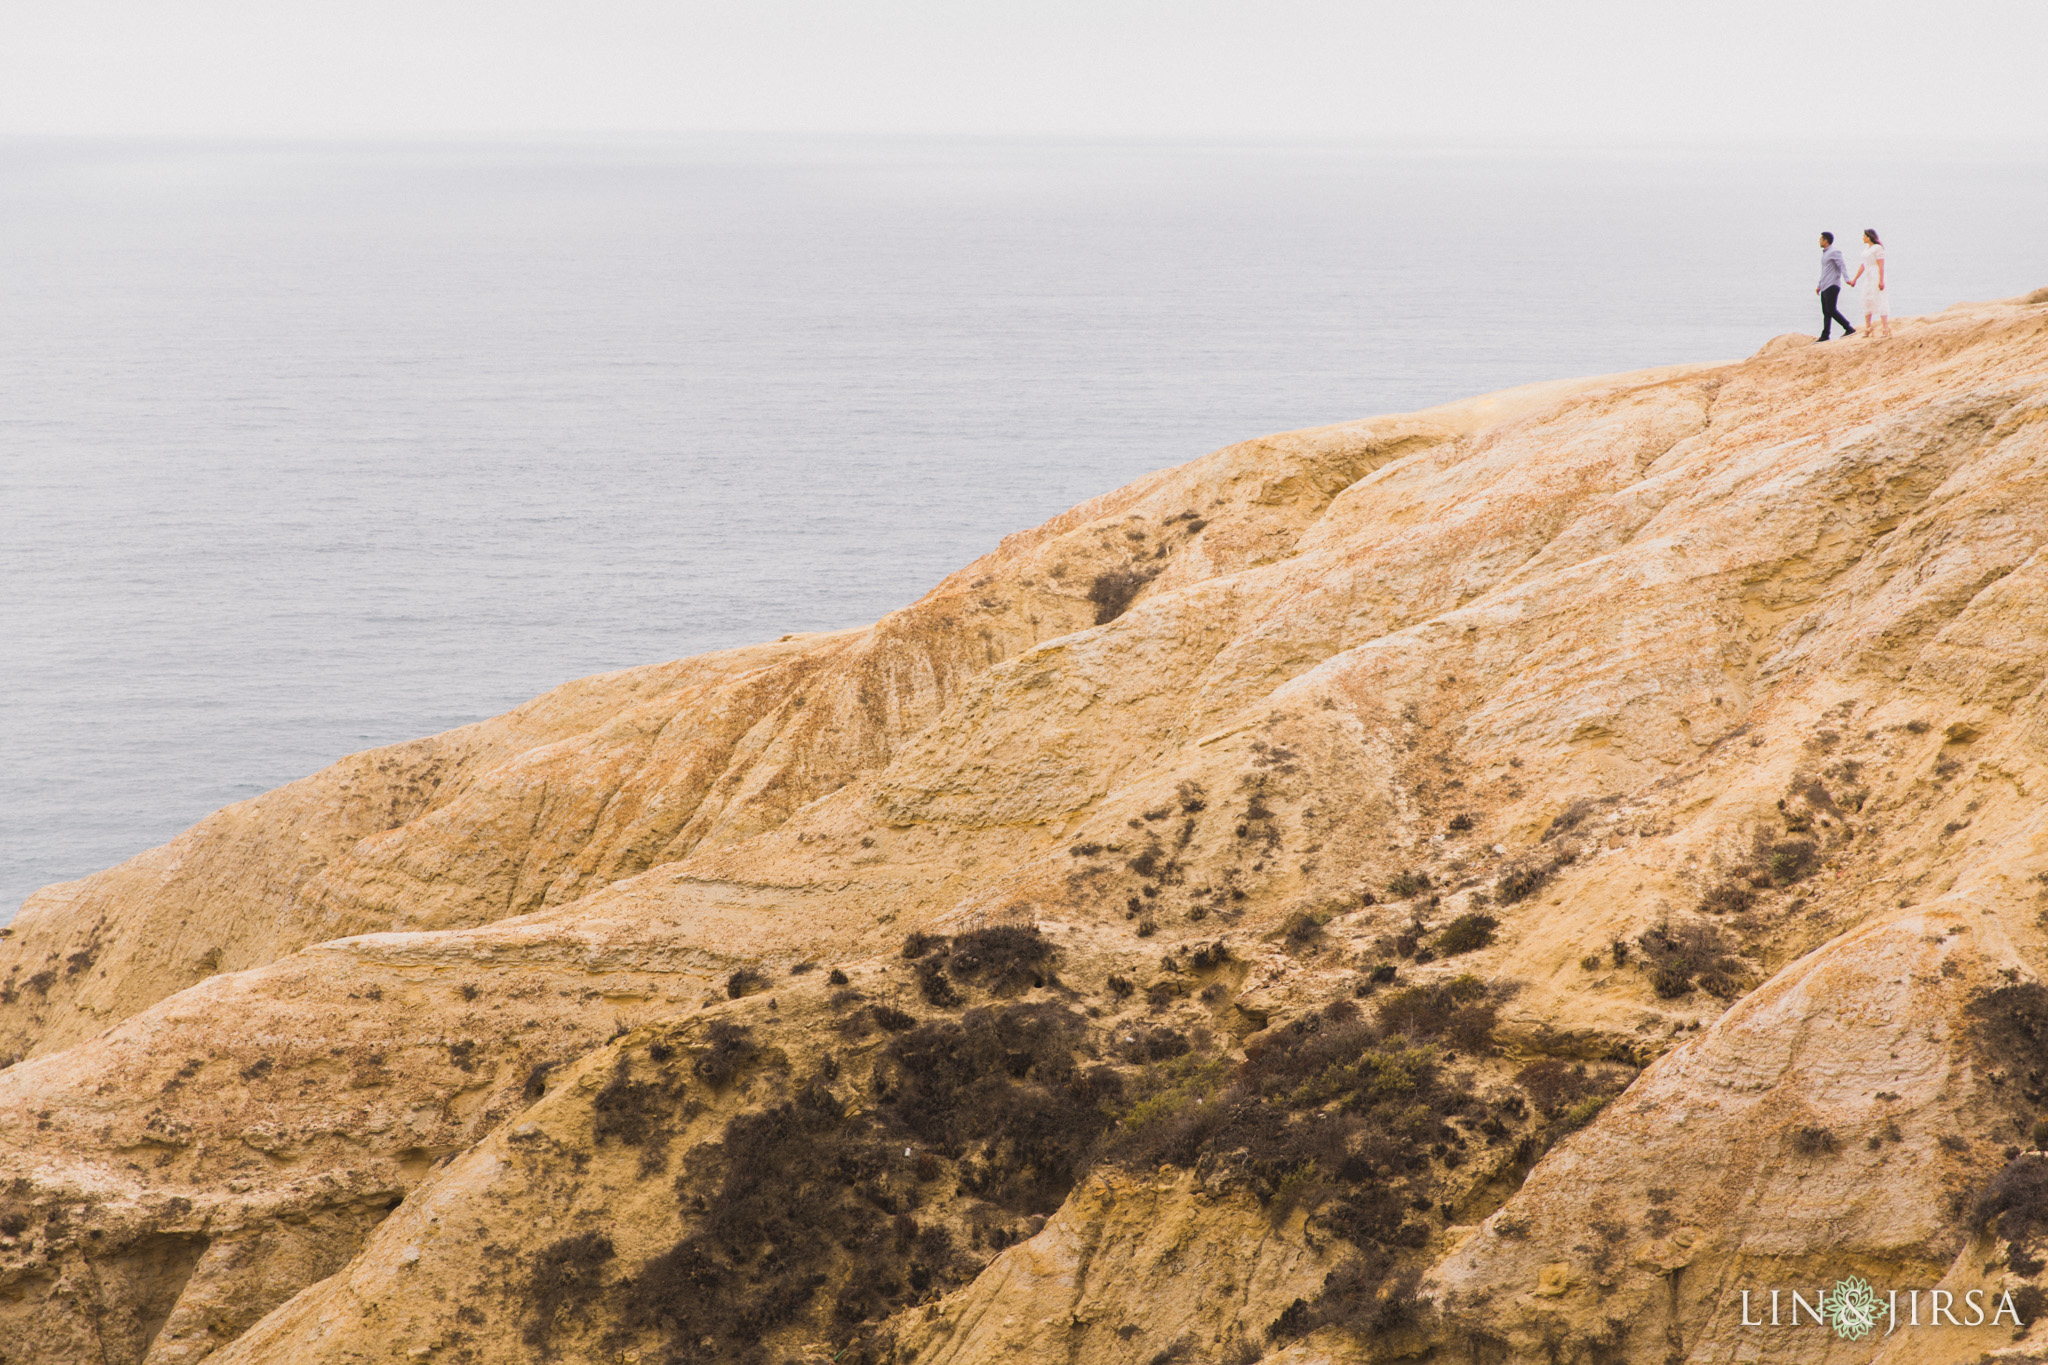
[6,128,2048,154]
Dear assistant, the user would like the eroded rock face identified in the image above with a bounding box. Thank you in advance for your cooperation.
[3,295,2047,1364]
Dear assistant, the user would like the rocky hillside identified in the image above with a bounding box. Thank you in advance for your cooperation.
[3,292,2047,1365]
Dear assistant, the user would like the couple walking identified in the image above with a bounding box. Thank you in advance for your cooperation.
[1816,230,1891,341]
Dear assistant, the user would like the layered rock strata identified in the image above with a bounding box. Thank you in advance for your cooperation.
[2,295,2046,1364]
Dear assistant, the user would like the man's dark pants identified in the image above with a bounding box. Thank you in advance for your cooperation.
[1818,286,1856,340]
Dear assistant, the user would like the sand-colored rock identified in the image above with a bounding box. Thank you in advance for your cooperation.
[2,294,2046,1364]
[1429,896,2038,1362]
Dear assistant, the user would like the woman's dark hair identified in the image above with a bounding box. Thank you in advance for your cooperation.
[1863,229,1881,244]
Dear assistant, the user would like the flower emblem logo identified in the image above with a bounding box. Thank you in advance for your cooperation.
[1820,1275,1883,1341]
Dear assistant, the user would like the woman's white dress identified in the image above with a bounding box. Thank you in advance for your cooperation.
[1861,244,1888,316]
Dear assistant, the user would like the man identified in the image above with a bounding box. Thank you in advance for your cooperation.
[1816,232,1856,341]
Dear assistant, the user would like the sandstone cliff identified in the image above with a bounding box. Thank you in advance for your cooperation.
[3,294,2047,1365]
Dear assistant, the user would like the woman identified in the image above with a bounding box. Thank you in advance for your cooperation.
[1849,230,1891,339]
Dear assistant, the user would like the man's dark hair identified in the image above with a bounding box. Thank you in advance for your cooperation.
[1820,232,1834,245]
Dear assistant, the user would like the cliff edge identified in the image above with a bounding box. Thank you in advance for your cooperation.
[3,294,2047,1365]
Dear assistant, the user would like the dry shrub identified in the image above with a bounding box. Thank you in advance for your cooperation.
[901,931,946,959]
[1111,981,1496,1348]
[903,926,1056,1006]
[1147,1335,1194,1365]
[1117,1027,1193,1064]
[869,1004,918,1033]
[1375,975,1498,1053]
[597,1009,1116,1361]
[1386,870,1432,899]
[1282,910,1325,948]
[1513,1060,1602,1120]
[1146,978,1189,1009]
[617,1085,931,1357]
[945,925,1054,996]
[725,967,769,1000]
[1766,839,1820,886]
[1433,913,1497,956]
[523,1232,615,1349]
[1635,922,1745,998]
[1511,1059,1631,1153]
[1544,797,1606,838]
[692,1020,759,1089]
[1791,1125,1841,1156]
[1969,983,2048,1111]
[1220,1329,1264,1365]
[1269,1260,1429,1344]
[1261,1244,1425,1342]
[1496,859,1559,906]
[1126,841,1167,879]
[1089,566,1159,624]
[1975,1153,2048,1275]
[915,957,962,1007]
[877,1003,1120,1213]
[1698,881,1756,915]
[591,1053,683,1150]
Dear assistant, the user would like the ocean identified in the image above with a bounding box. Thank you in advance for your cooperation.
[4,135,2046,917]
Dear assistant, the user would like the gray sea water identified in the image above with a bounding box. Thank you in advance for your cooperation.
[5,136,2047,918]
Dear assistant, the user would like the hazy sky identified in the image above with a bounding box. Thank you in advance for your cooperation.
[5,0,2045,142]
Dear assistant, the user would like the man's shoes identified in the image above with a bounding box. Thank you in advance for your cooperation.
[1845,328,1856,337]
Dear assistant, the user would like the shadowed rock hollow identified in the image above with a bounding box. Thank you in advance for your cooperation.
[3,294,2048,1365]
